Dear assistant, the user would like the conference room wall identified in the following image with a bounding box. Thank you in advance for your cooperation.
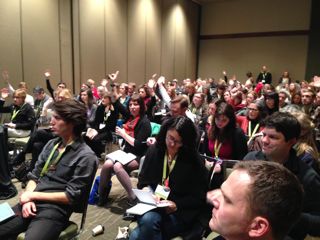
[198,0,311,82]
[0,0,199,93]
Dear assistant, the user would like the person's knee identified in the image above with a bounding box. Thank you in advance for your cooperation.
[113,162,125,173]
[139,211,162,229]
[101,160,114,172]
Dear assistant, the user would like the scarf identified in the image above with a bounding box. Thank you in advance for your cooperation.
[123,116,140,138]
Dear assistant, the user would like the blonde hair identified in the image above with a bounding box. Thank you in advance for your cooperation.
[14,89,26,99]
[291,112,318,159]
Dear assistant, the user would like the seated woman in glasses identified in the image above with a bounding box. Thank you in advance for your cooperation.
[130,116,208,240]
[236,101,264,142]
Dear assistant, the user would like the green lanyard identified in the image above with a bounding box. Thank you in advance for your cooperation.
[40,141,71,177]
[248,121,260,143]
[214,140,222,159]
[162,152,176,187]
[11,103,25,121]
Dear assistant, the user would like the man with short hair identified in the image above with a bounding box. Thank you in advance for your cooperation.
[0,99,98,240]
[208,160,303,240]
[244,112,320,239]
[33,86,53,120]
[256,65,272,84]
[301,89,315,115]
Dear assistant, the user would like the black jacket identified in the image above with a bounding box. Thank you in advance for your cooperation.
[0,100,35,130]
[138,144,209,223]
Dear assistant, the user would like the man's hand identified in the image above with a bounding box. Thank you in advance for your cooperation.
[20,191,34,205]
[108,70,119,82]
[44,71,51,78]
[22,202,37,218]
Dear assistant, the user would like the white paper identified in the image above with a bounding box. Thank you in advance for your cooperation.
[106,150,136,165]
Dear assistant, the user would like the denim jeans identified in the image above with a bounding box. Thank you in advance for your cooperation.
[129,210,187,240]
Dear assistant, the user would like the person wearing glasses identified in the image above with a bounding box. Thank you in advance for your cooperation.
[236,101,265,148]
[130,116,208,240]
[0,88,35,138]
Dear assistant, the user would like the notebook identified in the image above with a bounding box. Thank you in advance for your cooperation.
[0,202,15,222]
[126,188,171,215]
[106,150,136,165]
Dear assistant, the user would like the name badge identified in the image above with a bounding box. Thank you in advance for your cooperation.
[99,124,106,129]
[155,184,170,200]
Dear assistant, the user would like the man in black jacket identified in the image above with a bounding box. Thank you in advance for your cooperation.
[244,112,320,239]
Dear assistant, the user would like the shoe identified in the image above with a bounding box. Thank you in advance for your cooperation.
[12,152,26,166]
[122,212,136,221]
[115,227,129,240]
[0,184,17,200]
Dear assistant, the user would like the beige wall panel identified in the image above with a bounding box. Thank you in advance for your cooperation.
[161,0,176,80]
[79,0,105,87]
[105,0,128,83]
[174,1,187,80]
[21,0,61,91]
[0,0,22,89]
[201,0,311,35]
[72,0,81,92]
[185,0,199,80]
[128,0,146,85]
[198,36,308,82]
[145,0,162,80]
[59,0,73,87]
[21,0,60,91]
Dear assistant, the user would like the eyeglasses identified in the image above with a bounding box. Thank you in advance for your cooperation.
[166,135,182,146]
[248,108,259,111]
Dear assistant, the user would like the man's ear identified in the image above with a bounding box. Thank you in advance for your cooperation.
[248,216,270,238]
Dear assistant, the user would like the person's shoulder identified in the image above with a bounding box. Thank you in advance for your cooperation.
[243,150,264,160]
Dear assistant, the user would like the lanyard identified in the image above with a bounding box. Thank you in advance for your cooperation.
[104,109,110,123]
[162,152,176,188]
[11,103,25,121]
[248,121,260,144]
[40,141,71,177]
[214,140,222,159]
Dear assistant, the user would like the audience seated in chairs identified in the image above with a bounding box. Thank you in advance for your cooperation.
[0,99,98,240]
[98,94,151,206]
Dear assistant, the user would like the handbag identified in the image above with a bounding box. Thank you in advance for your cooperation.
[88,176,112,205]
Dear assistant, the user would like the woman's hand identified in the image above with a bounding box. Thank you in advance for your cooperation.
[115,126,126,138]
[163,200,177,214]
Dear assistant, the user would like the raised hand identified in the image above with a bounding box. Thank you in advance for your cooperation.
[1,88,9,99]
[44,71,51,78]
[2,70,9,83]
